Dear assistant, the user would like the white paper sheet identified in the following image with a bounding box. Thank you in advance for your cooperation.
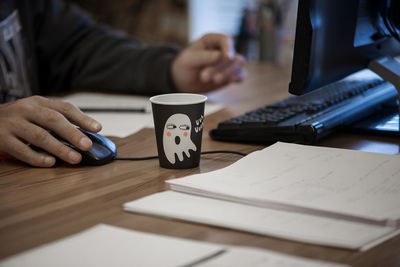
[124,191,397,250]
[56,92,223,137]
[198,247,346,267]
[0,224,347,267]
[0,224,222,267]
[57,93,153,112]
[167,142,400,226]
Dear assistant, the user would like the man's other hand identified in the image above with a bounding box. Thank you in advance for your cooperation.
[0,96,102,167]
[171,33,246,93]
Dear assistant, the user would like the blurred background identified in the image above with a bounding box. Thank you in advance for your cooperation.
[70,0,297,66]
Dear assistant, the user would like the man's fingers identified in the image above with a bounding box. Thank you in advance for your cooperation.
[26,96,101,152]
[1,137,56,167]
[0,96,100,167]
[213,55,246,84]
[183,50,222,68]
[27,106,93,152]
[200,54,246,84]
[199,33,234,60]
[199,59,231,83]
[32,96,102,133]
[15,122,83,165]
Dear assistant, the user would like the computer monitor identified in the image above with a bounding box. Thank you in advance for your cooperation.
[289,0,400,96]
[288,0,400,134]
[209,0,400,143]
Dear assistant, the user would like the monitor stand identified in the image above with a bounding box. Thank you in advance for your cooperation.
[347,57,400,135]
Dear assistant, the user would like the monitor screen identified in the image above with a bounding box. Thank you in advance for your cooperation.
[289,0,400,96]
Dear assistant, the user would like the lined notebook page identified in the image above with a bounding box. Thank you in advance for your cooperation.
[167,142,400,226]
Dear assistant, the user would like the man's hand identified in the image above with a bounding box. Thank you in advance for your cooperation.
[0,96,102,167]
[171,33,246,93]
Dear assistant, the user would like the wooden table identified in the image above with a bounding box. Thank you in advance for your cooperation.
[1,63,399,266]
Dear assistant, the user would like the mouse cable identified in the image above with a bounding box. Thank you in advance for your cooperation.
[114,150,248,161]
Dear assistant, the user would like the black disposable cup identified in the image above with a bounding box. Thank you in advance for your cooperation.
[150,93,207,169]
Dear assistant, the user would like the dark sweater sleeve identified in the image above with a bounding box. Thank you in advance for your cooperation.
[33,0,179,96]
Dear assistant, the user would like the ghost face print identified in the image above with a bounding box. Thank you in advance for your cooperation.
[163,113,197,164]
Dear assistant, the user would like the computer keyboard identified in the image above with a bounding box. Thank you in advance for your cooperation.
[210,70,399,144]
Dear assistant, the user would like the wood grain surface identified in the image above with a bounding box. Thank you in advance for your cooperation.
[1,63,399,266]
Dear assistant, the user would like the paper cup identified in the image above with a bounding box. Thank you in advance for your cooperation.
[150,93,207,169]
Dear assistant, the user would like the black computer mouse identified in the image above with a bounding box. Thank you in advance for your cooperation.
[31,128,117,166]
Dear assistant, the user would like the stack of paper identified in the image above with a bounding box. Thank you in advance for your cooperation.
[124,191,398,250]
[0,224,346,267]
[167,142,400,226]
[124,142,400,250]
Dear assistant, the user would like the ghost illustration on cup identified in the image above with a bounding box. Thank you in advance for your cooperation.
[163,113,197,164]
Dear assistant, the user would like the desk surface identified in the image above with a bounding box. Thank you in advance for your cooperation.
[1,63,399,266]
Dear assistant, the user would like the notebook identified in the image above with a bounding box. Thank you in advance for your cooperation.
[124,142,400,250]
[167,142,400,227]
